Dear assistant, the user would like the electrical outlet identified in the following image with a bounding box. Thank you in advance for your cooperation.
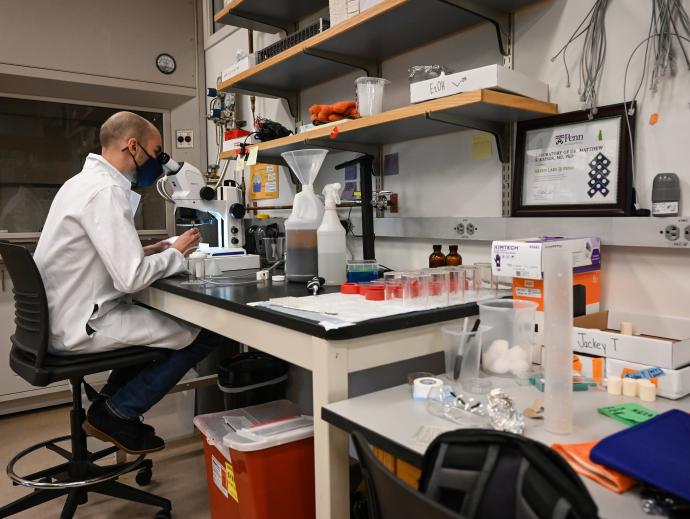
[175,129,194,149]
[455,223,465,235]
[466,223,476,235]
[685,226,690,241]
[664,224,680,241]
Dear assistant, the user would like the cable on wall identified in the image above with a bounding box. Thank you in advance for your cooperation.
[551,0,611,118]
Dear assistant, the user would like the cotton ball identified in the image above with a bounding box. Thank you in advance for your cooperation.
[484,339,509,368]
[510,360,530,376]
[507,346,529,363]
[491,356,511,374]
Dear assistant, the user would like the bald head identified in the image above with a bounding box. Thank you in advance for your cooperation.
[99,111,163,178]
[99,111,158,151]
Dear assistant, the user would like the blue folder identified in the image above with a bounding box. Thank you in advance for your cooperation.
[590,409,690,501]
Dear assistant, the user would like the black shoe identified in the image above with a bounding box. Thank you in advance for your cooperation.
[92,395,156,435]
[84,400,165,454]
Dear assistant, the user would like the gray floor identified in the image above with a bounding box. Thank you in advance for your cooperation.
[0,405,210,518]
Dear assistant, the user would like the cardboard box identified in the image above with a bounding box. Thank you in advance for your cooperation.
[492,236,601,280]
[606,358,690,400]
[410,64,549,104]
[220,54,255,83]
[573,311,690,369]
[515,269,601,313]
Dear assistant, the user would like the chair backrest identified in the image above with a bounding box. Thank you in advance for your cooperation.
[351,431,462,519]
[0,241,50,368]
[419,429,599,519]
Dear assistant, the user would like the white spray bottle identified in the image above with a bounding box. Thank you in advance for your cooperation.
[317,183,346,285]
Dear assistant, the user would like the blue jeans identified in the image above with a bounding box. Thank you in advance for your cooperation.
[102,329,221,421]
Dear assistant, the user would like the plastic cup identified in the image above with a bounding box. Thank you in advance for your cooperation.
[355,77,390,116]
[441,324,492,394]
[263,237,285,263]
[478,298,538,378]
[384,272,404,301]
[184,252,207,285]
[475,262,498,300]
[402,272,430,308]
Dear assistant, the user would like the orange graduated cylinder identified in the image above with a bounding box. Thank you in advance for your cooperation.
[201,435,315,519]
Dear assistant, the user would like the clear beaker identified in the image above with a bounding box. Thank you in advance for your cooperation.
[355,77,390,116]
[442,324,492,394]
[184,252,207,285]
[475,262,498,300]
[263,237,285,263]
[478,298,537,378]
[384,272,404,301]
[446,267,466,304]
[402,271,430,308]
[425,270,450,307]
[458,265,479,302]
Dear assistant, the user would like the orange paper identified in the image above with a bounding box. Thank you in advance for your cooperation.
[552,441,637,494]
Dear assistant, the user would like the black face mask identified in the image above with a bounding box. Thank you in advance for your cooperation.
[122,143,163,188]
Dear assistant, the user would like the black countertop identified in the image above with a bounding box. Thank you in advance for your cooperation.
[151,275,479,340]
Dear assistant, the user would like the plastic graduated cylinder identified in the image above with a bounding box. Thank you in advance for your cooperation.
[543,247,574,435]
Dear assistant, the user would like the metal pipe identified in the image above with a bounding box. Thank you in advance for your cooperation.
[245,201,361,211]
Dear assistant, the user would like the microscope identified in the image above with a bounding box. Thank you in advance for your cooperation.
[157,154,260,271]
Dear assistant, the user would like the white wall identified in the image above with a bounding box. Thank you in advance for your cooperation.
[205,0,690,318]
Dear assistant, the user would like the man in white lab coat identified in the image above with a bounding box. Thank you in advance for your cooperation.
[34,111,217,454]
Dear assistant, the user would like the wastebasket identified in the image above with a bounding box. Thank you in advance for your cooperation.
[218,352,288,409]
[194,400,315,519]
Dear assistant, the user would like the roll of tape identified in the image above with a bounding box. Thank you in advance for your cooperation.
[622,377,638,397]
[638,380,656,402]
[412,377,443,400]
[607,376,622,395]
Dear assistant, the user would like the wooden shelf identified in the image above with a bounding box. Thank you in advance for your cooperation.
[214,0,328,34]
[218,0,538,104]
[220,89,558,164]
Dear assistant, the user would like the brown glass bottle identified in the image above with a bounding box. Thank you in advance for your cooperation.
[446,245,462,266]
[429,245,447,268]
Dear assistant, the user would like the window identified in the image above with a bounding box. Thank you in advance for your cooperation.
[0,97,167,234]
[211,0,227,34]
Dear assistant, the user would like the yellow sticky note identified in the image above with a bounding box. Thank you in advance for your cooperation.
[472,132,493,160]
[226,462,238,502]
[247,145,259,166]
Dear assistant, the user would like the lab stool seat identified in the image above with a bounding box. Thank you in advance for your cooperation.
[0,241,173,519]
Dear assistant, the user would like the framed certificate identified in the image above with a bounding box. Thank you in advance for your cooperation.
[512,103,635,216]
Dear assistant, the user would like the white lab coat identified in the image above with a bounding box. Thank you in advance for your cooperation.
[34,154,199,355]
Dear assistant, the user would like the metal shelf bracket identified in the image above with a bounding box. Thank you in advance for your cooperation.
[425,112,510,163]
[227,13,297,34]
[229,86,299,118]
[303,138,381,173]
[441,0,511,56]
[303,48,379,77]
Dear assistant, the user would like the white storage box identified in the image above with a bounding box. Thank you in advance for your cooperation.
[329,0,384,25]
[410,64,549,104]
[220,54,255,83]
[492,236,601,280]
[606,358,690,400]
[573,311,690,370]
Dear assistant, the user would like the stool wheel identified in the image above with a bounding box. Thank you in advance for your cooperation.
[136,467,153,486]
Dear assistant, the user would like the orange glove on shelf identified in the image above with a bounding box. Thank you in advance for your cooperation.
[309,100,360,124]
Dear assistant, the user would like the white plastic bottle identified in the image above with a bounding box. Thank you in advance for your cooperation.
[317,183,346,285]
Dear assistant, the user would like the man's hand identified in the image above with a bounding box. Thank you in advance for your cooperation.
[143,240,171,256]
[171,228,202,257]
